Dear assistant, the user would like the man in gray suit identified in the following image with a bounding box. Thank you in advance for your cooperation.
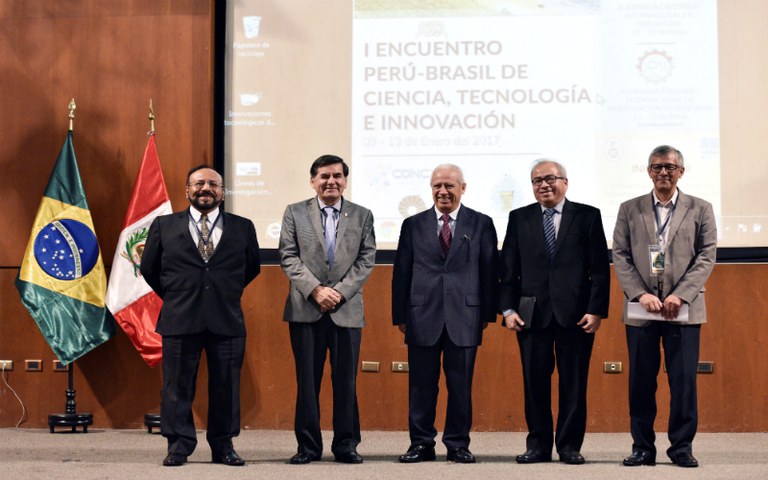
[612,145,717,468]
[279,154,376,465]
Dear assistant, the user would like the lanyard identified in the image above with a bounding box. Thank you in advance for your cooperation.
[652,194,676,245]
[189,210,221,247]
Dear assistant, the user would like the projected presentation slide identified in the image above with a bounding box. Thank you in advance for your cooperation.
[223,1,735,251]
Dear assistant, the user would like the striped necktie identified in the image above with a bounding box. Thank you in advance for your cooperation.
[439,213,452,256]
[543,208,556,260]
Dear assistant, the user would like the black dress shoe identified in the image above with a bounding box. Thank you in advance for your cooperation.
[516,449,552,464]
[212,450,245,466]
[670,452,699,468]
[447,447,476,463]
[559,451,585,465]
[162,453,187,467]
[398,445,436,463]
[334,451,364,464]
[622,450,656,466]
[289,452,321,464]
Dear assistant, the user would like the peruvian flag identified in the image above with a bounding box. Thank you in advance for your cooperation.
[106,133,171,367]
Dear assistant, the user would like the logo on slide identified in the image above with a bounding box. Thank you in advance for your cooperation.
[637,50,673,83]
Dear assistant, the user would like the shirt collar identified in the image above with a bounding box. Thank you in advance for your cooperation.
[653,189,679,207]
[189,206,220,223]
[317,197,342,211]
[434,204,461,220]
[539,198,566,214]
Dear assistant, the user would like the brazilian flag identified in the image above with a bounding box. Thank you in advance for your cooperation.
[16,132,115,365]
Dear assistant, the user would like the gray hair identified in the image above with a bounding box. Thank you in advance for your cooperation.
[530,159,568,178]
[647,145,685,168]
[432,163,466,184]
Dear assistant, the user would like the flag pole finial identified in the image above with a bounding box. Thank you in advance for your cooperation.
[148,99,155,134]
[68,98,76,132]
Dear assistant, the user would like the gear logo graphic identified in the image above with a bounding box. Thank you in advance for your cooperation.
[637,49,673,83]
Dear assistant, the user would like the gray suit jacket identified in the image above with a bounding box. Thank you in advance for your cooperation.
[612,190,717,327]
[279,196,376,327]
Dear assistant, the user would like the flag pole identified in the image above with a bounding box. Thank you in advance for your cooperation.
[68,98,76,132]
[48,98,94,433]
[142,99,163,434]
[148,98,155,134]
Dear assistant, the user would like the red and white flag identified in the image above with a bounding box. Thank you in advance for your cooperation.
[106,133,171,367]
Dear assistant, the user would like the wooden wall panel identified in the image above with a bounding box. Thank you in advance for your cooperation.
[2,264,768,432]
[1,0,214,267]
[2,0,768,434]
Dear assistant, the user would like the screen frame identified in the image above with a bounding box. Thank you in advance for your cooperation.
[212,0,767,265]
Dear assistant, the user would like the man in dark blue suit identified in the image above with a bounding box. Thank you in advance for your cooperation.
[141,165,261,467]
[392,164,499,464]
[499,159,610,465]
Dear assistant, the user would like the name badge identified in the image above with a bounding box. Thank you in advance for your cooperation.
[649,244,665,276]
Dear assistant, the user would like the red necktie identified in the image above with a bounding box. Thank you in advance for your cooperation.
[439,213,452,256]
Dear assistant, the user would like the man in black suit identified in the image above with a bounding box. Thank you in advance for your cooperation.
[499,159,610,465]
[392,164,498,464]
[141,165,261,467]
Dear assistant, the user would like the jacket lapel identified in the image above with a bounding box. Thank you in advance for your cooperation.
[176,209,198,252]
[336,198,350,246]
[665,190,689,246]
[525,204,547,260]
[420,209,444,260]
[307,198,326,249]
[641,193,658,244]
[554,200,575,258]
[446,206,470,264]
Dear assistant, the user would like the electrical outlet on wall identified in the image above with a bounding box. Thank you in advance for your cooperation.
[0,360,14,371]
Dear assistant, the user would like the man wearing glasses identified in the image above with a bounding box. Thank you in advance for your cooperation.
[142,165,261,467]
[613,145,716,468]
[499,159,610,465]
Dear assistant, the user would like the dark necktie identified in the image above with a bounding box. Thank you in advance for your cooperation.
[324,206,337,268]
[198,214,214,262]
[439,213,452,256]
[543,208,556,260]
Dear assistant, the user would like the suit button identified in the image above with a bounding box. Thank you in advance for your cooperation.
[204,286,210,291]
[205,267,210,271]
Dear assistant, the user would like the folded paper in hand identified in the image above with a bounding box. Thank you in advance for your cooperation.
[628,302,689,322]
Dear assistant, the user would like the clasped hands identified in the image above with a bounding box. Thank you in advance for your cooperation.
[639,292,683,320]
[311,285,344,312]
[502,312,601,333]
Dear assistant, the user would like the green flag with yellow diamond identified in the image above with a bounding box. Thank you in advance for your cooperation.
[16,132,115,365]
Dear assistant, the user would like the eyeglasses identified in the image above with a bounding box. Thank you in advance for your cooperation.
[188,181,223,189]
[531,175,565,187]
[649,163,680,173]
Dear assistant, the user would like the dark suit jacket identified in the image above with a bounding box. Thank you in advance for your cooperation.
[392,205,499,347]
[499,199,610,327]
[140,208,261,337]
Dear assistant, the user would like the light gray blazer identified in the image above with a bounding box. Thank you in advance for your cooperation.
[612,190,717,327]
[279,196,376,327]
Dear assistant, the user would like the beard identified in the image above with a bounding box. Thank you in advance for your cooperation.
[188,192,222,212]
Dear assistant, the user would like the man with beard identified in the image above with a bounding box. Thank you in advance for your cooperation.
[392,164,498,464]
[141,165,261,467]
